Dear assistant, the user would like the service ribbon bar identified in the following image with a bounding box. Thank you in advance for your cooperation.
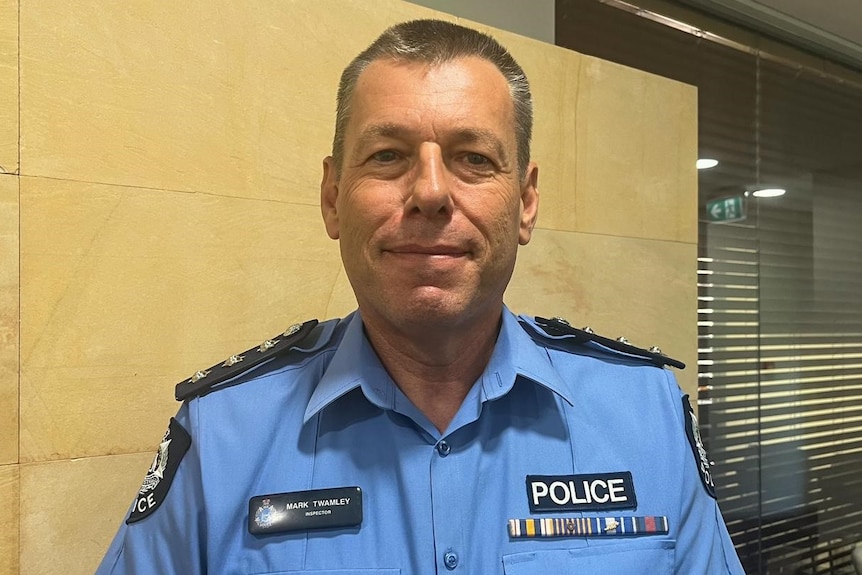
[507,516,669,539]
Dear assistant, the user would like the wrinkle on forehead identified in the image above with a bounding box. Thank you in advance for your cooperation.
[344,58,518,173]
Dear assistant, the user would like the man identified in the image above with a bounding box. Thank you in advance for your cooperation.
[96,19,744,574]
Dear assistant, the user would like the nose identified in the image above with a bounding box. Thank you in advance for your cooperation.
[405,143,454,218]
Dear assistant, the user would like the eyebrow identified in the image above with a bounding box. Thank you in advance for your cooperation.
[453,128,510,165]
[354,123,407,150]
[351,122,511,166]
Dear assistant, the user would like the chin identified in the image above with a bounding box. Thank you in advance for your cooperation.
[363,289,459,323]
[399,291,494,327]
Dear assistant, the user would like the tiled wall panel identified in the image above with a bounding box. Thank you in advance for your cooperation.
[516,42,697,243]
[0,0,16,174]
[19,176,346,462]
[567,59,697,242]
[509,229,697,395]
[18,0,426,203]
[0,175,18,465]
[0,465,19,575]
[19,453,151,575]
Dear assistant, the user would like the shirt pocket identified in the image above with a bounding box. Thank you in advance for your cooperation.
[248,571,400,575]
[503,540,674,574]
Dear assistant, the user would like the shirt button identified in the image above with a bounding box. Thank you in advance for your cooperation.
[443,551,459,570]
[436,440,451,457]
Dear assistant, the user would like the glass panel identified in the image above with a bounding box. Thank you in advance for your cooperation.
[555,1,862,572]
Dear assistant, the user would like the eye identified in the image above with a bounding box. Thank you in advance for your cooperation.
[465,152,491,166]
[370,149,399,163]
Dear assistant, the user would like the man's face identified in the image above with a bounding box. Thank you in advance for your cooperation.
[321,56,538,332]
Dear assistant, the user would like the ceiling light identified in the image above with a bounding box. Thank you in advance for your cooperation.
[697,158,719,170]
[752,188,786,198]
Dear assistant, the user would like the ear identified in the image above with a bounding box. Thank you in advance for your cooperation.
[518,161,539,245]
[320,156,340,240]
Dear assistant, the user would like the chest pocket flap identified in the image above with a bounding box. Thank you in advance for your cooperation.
[250,570,400,575]
[503,540,674,574]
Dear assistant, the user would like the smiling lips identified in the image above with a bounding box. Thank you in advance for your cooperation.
[385,245,470,264]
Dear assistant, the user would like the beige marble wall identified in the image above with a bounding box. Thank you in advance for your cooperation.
[0,176,17,467]
[19,453,151,575]
[0,464,19,575]
[0,0,16,175]
[6,0,698,573]
[19,176,345,462]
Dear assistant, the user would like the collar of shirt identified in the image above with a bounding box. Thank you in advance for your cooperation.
[303,307,574,431]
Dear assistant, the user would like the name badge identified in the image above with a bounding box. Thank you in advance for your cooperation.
[526,473,637,513]
[248,486,362,535]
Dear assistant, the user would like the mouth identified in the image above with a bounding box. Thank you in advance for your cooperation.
[386,244,469,257]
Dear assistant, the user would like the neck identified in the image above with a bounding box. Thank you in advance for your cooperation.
[360,307,503,433]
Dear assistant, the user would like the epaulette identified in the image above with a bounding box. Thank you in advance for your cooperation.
[521,316,685,370]
[175,319,321,401]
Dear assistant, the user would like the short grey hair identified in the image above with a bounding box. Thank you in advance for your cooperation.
[332,19,533,179]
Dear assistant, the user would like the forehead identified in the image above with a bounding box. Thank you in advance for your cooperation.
[346,56,515,142]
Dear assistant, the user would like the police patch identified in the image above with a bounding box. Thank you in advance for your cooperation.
[126,417,191,524]
[526,473,637,513]
[683,395,716,498]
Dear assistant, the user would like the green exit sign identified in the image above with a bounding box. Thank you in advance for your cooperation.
[707,196,745,223]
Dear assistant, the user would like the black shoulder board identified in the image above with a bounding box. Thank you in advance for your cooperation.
[525,316,685,370]
[175,319,320,401]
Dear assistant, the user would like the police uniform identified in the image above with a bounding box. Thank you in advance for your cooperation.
[96,307,744,574]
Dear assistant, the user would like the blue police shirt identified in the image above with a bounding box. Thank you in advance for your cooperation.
[96,308,744,574]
